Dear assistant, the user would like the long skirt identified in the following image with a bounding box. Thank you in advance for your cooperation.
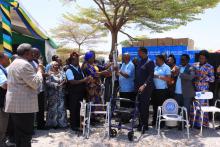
[190,99,209,127]
[46,89,68,128]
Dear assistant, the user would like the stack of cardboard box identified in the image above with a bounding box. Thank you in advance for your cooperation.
[132,38,194,49]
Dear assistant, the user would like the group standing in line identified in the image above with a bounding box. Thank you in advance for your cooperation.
[0,43,218,147]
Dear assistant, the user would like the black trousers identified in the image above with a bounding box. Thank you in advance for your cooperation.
[6,115,15,142]
[151,89,168,123]
[11,113,34,147]
[69,93,83,129]
[104,79,119,102]
[36,92,45,128]
[120,92,136,108]
[138,88,153,127]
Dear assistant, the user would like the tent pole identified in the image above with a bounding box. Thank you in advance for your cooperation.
[0,3,13,57]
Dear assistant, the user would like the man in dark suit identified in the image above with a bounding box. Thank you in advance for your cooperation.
[135,47,155,133]
[174,54,196,115]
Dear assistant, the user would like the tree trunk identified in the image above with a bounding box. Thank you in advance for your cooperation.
[110,30,118,53]
[78,44,81,53]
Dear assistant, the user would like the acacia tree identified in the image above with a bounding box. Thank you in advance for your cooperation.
[62,0,220,52]
[120,35,148,47]
[51,17,107,53]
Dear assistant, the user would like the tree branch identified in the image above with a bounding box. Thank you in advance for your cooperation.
[119,30,135,41]
[93,0,113,28]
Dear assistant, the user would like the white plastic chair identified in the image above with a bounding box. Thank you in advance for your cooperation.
[156,99,190,139]
[192,91,220,135]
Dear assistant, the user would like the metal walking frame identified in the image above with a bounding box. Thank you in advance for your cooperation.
[80,65,111,139]
[108,94,140,141]
[107,44,140,141]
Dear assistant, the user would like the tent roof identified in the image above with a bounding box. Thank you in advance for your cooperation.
[10,8,33,36]
[0,2,58,48]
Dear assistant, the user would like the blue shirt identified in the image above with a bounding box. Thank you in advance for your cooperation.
[0,65,7,87]
[119,61,135,92]
[175,66,186,94]
[65,65,84,80]
[45,64,51,73]
[153,63,171,89]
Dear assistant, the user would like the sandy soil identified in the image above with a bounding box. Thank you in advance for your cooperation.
[32,125,220,147]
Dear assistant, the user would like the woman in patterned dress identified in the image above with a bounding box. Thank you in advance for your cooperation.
[190,50,215,128]
[82,51,111,109]
[45,61,68,128]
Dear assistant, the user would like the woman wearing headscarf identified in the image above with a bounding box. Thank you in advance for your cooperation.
[45,61,68,129]
[82,51,110,111]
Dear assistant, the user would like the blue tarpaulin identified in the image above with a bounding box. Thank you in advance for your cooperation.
[122,46,200,65]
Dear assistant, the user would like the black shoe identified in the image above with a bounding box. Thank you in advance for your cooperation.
[137,125,148,134]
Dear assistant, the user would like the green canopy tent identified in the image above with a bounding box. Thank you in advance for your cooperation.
[0,0,58,63]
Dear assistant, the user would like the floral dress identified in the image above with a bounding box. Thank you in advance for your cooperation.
[190,63,215,127]
[83,63,103,104]
[45,71,68,128]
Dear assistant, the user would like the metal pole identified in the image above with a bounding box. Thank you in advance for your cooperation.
[111,43,118,98]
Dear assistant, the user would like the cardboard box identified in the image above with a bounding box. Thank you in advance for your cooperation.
[172,39,179,46]
[143,39,158,46]
[158,38,173,46]
[172,38,194,49]
[143,40,150,46]
[137,41,144,47]
[132,41,139,46]
[178,38,189,46]
[188,39,195,49]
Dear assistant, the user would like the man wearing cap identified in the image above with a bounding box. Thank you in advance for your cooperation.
[135,47,155,133]
[65,52,91,132]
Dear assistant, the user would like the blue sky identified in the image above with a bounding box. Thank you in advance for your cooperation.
[19,0,220,51]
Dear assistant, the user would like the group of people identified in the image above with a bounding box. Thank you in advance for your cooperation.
[0,43,218,147]
[118,47,215,132]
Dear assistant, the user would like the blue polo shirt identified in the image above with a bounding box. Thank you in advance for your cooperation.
[119,61,135,92]
[0,65,7,87]
[175,66,186,94]
[153,63,171,89]
[65,65,84,80]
